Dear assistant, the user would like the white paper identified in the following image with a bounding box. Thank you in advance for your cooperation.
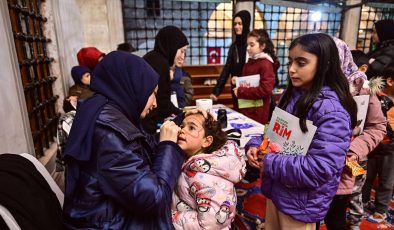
[170,91,179,108]
[266,107,317,156]
[353,95,370,134]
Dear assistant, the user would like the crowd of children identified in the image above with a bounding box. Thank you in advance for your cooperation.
[54,15,394,230]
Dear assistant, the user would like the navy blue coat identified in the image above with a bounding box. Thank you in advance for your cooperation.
[63,104,184,229]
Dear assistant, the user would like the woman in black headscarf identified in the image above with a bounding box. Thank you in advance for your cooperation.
[63,51,184,229]
[210,10,251,109]
[143,26,189,134]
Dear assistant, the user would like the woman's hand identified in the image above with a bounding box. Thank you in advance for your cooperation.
[247,147,262,169]
[347,154,358,162]
[160,120,181,143]
[233,87,238,97]
[209,94,218,101]
[231,76,238,85]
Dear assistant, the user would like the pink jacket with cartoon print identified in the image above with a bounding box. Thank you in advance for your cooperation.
[172,141,246,229]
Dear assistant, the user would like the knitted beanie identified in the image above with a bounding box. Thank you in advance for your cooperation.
[71,65,91,84]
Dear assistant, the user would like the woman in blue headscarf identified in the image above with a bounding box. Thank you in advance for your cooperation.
[63,51,184,229]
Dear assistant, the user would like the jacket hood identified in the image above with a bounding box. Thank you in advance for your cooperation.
[71,65,91,84]
[332,37,367,83]
[368,77,386,95]
[153,26,189,67]
[182,141,246,183]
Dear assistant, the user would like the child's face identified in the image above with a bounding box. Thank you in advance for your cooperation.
[358,64,368,73]
[247,36,265,56]
[81,73,91,85]
[288,44,317,90]
[177,114,211,158]
[385,77,394,95]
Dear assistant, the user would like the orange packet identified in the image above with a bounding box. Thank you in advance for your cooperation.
[259,137,269,153]
[345,159,366,176]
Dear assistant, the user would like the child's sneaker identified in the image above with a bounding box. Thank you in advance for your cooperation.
[363,201,375,214]
[367,212,387,223]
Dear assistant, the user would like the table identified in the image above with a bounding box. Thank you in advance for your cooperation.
[210,104,265,148]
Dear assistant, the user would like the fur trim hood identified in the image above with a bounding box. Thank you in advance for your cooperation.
[349,76,385,96]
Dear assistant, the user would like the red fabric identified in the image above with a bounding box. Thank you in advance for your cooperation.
[77,47,105,70]
[234,179,266,229]
[237,58,275,124]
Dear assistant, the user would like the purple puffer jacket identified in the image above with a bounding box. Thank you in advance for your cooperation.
[246,86,352,223]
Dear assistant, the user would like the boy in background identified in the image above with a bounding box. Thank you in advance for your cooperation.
[345,50,376,230]
[362,64,394,225]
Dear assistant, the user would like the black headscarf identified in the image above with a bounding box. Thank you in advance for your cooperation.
[153,26,189,66]
[375,19,394,43]
[234,10,251,46]
[64,51,159,162]
[233,10,251,75]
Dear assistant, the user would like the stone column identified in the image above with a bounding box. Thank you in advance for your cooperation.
[340,0,362,49]
[106,0,125,51]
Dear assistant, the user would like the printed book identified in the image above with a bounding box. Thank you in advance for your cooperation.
[235,74,263,109]
[265,107,317,156]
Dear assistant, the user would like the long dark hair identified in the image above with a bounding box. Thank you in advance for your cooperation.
[278,33,357,132]
[248,29,280,85]
[248,29,278,62]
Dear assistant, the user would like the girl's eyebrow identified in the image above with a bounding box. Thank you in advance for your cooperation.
[186,121,200,127]
[289,56,308,62]
[182,119,203,127]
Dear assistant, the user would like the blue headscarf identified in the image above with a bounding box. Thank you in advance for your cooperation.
[64,51,159,162]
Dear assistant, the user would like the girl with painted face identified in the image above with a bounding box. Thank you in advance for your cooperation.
[245,33,358,229]
[172,112,246,229]
[63,51,184,229]
[210,10,251,109]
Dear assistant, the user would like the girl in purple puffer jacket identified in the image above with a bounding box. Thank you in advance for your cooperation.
[246,33,358,230]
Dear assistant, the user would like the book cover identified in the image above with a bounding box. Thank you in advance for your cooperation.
[235,74,263,109]
[235,74,260,88]
[265,107,317,156]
